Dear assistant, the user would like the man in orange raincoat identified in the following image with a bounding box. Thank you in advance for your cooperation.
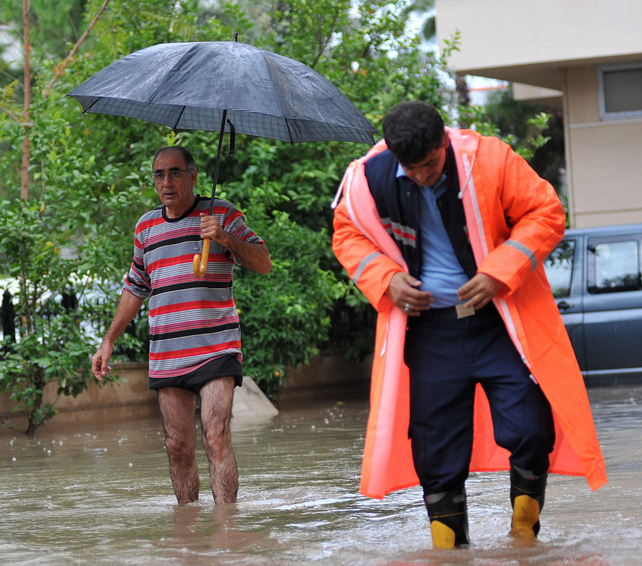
[332,101,606,548]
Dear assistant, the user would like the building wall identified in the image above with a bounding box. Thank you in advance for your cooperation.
[434,0,642,229]
[565,65,642,227]
[435,0,642,88]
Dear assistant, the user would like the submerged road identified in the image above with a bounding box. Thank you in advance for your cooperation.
[0,385,640,565]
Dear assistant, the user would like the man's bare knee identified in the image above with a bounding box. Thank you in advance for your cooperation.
[199,377,238,503]
[202,419,232,455]
[157,387,200,504]
[165,434,196,464]
[199,378,234,429]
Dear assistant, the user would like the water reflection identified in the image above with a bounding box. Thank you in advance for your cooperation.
[1,386,641,565]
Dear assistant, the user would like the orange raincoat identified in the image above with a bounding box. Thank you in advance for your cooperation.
[332,129,607,499]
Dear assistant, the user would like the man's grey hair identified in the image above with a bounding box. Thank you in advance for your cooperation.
[152,146,198,172]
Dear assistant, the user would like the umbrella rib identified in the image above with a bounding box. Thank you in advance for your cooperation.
[261,52,294,144]
[82,97,101,114]
[173,105,187,130]
[147,44,198,106]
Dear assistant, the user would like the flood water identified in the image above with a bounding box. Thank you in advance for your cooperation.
[1,385,641,566]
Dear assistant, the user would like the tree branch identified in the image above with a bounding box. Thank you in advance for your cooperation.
[310,6,341,70]
[0,105,25,129]
[43,0,111,99]
[0,67,24,86]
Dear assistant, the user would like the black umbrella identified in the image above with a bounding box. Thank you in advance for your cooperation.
[67,39,377,276]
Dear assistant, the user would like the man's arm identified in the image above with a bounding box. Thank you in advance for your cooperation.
[92,290,145,381]
[473,138,566,295]
[200,214,272,275]
[332,197,412,313]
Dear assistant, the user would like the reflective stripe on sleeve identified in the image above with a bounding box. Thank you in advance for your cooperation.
[353,252,382,285]
[504,239,537,272]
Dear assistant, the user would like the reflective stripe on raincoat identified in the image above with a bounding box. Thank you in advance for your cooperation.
[332,129,607,499]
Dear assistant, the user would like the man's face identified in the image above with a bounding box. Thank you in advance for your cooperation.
[152,149,198,218]
[400,135,449,187]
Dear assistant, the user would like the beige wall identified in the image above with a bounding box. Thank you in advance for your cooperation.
[278,350,372,408]
[0,353,371,430]
[565,66,642,227]
[0,363,156,423]
[435,0,642,87]
[0,365,279,430]
[433,0,642,229]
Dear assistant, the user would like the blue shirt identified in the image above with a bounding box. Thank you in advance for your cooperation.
[396,165,469,308]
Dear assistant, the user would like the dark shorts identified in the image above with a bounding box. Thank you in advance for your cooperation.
[148,355,244,394]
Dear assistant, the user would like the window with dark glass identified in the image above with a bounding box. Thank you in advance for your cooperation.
[588,238,641,294]
[598,63,642,120]
[544,239,576,298]
[603,68,642,113]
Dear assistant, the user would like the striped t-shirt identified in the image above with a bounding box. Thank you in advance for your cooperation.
[124,196,264,380]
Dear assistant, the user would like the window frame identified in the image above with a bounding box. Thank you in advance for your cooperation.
[543,239,577,299]
[587,235,642,295]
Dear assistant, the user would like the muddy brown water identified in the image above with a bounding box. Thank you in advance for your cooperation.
[1,386,641,565]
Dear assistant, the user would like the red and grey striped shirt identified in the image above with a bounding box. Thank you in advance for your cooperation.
[124,196,264,380]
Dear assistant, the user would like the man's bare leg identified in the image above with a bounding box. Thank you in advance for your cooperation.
[199,377,238,504]
[158,387,199,505]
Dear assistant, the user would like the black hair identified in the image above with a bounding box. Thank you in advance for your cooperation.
[383,101,445,166]
[152,146,198,172]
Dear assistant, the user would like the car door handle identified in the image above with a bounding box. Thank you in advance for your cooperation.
[557,301,574,310]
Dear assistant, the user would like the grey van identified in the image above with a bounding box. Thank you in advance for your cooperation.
[543,223,642,387]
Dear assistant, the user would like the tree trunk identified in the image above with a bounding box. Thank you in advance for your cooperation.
[21,0,31,200]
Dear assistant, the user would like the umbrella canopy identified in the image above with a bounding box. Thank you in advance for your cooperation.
[67,40,377,278]
[67,41,377,145]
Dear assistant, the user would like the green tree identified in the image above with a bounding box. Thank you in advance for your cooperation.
[1,0,359,425]
[0,0,88,61]
[400,0,436,43]
[0,190,136,433]
[481,86,565,194]
[0,0,247,431]
[185,0,457,367]
[193,0,452,234]
[1,0,547,425]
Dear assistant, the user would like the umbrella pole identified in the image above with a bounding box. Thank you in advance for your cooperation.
[209,109,228,214]
[193,110,228,278]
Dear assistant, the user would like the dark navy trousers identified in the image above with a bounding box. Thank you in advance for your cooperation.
[404,303,555,496]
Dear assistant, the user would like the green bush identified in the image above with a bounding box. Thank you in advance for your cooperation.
[232,199,344,397]
[0,200,126,433]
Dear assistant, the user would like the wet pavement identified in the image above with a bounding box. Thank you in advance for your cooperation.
[1,385,641,565]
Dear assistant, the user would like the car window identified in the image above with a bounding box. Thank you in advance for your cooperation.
[544,240,576,298]
[588,238,641,294]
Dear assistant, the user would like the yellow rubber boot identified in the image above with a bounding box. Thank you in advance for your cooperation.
[430,520,456,549]
[510,494,540,540]
[509,466,547,541]
[425,489,469,548]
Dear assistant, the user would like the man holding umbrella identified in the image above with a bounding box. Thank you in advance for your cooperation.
[70,37,375,505]
[92,146,271,505]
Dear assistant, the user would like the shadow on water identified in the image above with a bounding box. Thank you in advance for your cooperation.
[1,386,641,565]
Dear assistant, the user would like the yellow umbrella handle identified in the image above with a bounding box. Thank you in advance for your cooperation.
[194,109,228,279]
[193,238,210,278]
